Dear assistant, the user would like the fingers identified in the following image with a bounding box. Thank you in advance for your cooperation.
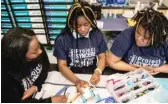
[144,65,152,70]
[131,64,141,68]
[61,95,67,103]
[143,65,159,76]
[90,73,100,85]
[144,65,156,71]
[22,93,29,100]
[90,76,97,85]
[93,78,100,85]
[21,86,37,100]
[76,80,90,93]
[22,91,28,100]
[51,95,67,103]
[79,80,89,88]
[147,69,159,75]
[76,81,83,93]
[84,81,89,87]
[90,77,96,85]
[77,87,82,93]
[80,80,86,88]
[150,72,159,75]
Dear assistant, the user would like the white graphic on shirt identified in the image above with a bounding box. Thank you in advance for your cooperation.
[69,48,96,67]
[22,63,42,90]
[128,53,161,67]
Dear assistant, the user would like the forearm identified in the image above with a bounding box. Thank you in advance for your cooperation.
[154,64,168,73]
[59,65,80,85]
[108,60,137,71]
[97,56,106,72]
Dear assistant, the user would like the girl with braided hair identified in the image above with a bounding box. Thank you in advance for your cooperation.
[107,7,168,75]
[53,1,107,92]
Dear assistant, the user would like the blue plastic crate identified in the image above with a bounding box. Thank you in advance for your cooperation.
[1,23,12,28]
[1,5,6,10]
[46,11,68,16]
[47,18,66,22]
[1,11,9,16]
[1,18,11,22]
[43,0,73,3]
[10,0,39,3]
[44,5,70,10]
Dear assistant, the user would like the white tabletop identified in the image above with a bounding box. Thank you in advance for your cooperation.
[35,71,111,101]
[34,71,168,103]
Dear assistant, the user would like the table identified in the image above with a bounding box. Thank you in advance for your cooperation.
[35,71,168,102]
[35,71,111,103]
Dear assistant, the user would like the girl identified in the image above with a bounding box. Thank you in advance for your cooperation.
[1,27,67,103]
[53,1,107,92]
[106,8,168,75]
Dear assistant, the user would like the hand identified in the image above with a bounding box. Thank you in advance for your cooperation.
[75,80,89,93]
[150,71,160,75]
[130,64,142,68]
[22,85,37,100]
[143,65,160,75]
[90,71,100,85]
[51,95,67,103]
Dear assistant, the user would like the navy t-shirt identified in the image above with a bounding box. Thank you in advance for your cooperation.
[110,27,168,67]
[53,28,107,73]
[22,46,49,91]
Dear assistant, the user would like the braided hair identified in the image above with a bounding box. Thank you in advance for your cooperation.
[61,1,99,67]
[132,7,168,47]
[66,1,98,32]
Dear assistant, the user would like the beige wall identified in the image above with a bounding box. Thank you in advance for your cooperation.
[163,0,168,7]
